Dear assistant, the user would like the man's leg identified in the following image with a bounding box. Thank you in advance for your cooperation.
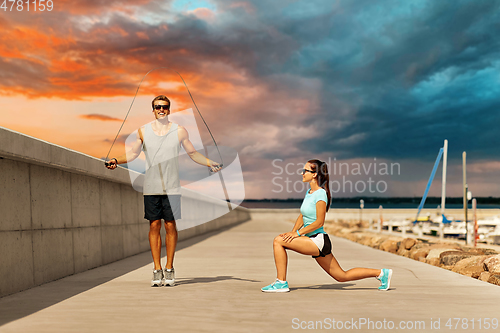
[164,220,177,269]
[149,219,162,270]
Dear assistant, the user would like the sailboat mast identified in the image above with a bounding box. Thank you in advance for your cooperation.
[441,139,448,216]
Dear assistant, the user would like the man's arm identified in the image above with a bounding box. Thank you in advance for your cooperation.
[105,128,143,169]
[178,125,222,173]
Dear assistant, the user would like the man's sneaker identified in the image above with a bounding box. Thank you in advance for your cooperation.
[261,279,290,293]
[377,269,392,291]
[164,268,175,286]
[151,269,164,287]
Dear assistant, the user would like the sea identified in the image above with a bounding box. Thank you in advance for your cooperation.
[240,201,500,210]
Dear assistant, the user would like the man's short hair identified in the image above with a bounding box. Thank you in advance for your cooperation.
[152,95,171,110]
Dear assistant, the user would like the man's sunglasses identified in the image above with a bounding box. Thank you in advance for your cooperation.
[301,168,315,175]
[154,105,170,110]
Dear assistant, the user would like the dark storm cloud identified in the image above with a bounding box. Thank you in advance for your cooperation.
[2,0,498,166]
[260,0,500,162]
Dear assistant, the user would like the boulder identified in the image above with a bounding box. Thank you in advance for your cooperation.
[380,240,399,253]
[426,243,462,251]
[463,248,489,255]
[471,271,482,279]
[401,238,417,250]
[359,235,373,246]
[426,258,441,266]
[397,247,410,257]
[345,234,358,242]
[411,248,431,261]
[370,236,388,249]
[440,251,476,266]
[427,248,460,260]
[488,274,500,286]
[483,254,500,274]
[479,272,491,282]
[452,255,490,277]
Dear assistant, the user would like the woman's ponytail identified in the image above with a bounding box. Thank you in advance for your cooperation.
[308,159,331,211]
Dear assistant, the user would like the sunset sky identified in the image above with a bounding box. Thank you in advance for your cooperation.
[1,0,499,199]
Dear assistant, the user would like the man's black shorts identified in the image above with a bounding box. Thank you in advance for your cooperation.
[144,195,181,221]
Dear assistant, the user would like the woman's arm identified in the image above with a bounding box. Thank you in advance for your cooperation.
[295,201,326,236]
[279,214,304,242]
[291,214,304,233]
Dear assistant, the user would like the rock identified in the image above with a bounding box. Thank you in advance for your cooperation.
[380,240,399,253]
[345,234,358,242]
[464,248,487,255]
[402,238,417,250]
[339,228,352,236]
[440,251,476,266]
[411,249,430,261]
[426,258,441,266]
[479,272,491,282]
[397,247,410,257]
[471,271,482,279]
[483,249,499,256]
[427,248,460,260]
[359,235,374,246]
[426,243,461,251]
[370,236,387,249]
[488,274,500,286]
[483,254,500,274]
[452,255,490,277]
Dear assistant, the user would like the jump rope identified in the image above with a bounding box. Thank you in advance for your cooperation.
[104,67,232,208]
[104,67,224,168]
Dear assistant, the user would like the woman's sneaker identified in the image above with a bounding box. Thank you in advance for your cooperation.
[377,269,392,291]
[164,268,175,286]
[261,279,289,293]
[151,269,164,287]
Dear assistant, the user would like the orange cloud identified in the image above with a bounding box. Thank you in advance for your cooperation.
[191,8,216,22]
[80,114,122,121]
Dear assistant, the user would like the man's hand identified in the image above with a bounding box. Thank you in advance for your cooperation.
[105,158,118,170]
[209,161,223,173]
[279,232,299,243]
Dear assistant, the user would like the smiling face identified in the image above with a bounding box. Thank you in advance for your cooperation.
[301,162,317,183]
[153,101,170,119]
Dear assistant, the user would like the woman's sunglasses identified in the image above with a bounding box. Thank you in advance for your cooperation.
[301,168,315,175]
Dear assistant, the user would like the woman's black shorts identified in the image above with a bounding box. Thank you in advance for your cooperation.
[309,233,332,258]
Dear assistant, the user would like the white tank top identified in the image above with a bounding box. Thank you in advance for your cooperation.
[142,122,181,195]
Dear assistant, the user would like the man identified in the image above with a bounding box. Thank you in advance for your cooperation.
[106,95,221,287]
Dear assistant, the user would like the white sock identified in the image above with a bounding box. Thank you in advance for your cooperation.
[377,270,383,279]
[277,279,286,283]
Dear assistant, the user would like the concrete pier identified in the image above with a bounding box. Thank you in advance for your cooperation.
[1,215,500,332]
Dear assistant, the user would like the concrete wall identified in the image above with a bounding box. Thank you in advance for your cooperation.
[0,127,250,297]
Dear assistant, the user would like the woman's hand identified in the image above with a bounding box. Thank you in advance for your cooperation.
[280,232,299,243]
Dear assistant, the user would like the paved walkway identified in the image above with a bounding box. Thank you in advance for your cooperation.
[1,217,500,332]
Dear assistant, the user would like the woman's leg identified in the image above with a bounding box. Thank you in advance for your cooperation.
[273,236,320,281]
[315,254,381,282]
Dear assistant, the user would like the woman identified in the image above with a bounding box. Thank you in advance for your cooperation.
[261,159,392,292]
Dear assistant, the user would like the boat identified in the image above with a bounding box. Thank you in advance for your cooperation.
[479,217,500,244]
